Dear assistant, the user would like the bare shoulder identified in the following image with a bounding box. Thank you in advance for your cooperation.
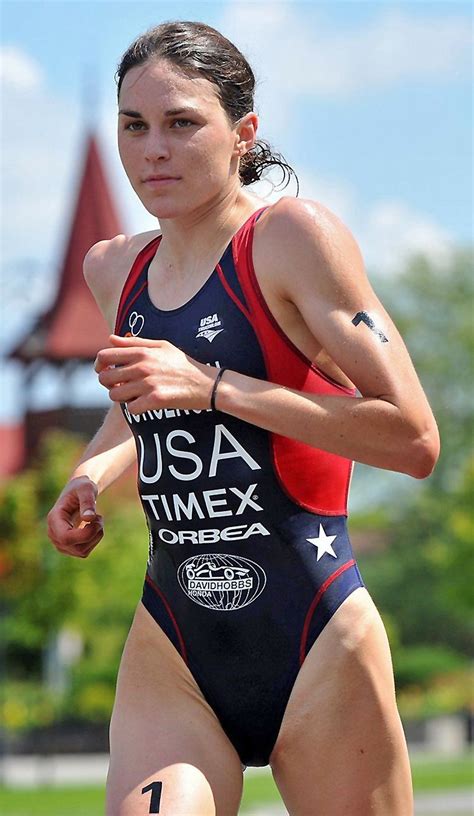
[84,229,160,328]
[256,196,360,255]
[83,229,160,294]
[254,196,366,299]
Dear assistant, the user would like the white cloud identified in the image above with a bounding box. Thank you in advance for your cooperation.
[216,3,472,202]
[304,9,471,96]
[220,3,471,97]
[296,171,357,227]
[360,198,455,275]
[0,35,458,303]
[0,45,45,91]
[216,2,461,277]
[0,48,82,268]
[0,44,153,276]
[254,165,454,276]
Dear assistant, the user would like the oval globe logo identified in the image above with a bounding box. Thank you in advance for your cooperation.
[177,553,267,612]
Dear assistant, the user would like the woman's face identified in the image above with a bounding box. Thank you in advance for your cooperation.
[118,59,243,220]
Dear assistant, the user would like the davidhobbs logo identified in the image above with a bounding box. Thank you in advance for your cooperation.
[177,553,266,611]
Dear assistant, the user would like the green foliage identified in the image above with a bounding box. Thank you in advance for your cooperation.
[1,247,472,736]
[357,247,474,663]
[0,429,147,730]
[352,247,474,724]
[373,246,474,491]
[394,646,468,688]
[0,433,84,652]
[397,667,474,720]
[358,456,474,655]
[0,682,59,733]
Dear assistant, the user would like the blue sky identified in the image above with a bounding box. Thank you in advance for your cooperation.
[1,1,472,428]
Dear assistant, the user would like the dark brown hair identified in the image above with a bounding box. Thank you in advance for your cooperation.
[116,20,298,191]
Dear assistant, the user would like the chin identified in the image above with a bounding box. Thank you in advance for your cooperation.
[142,200,183,219]
[141,189,220,221]
[134,191,185,220]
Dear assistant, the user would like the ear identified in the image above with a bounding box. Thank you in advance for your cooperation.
[234,112,259,157]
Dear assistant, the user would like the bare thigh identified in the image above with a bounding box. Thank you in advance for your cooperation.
[270,588,413,816]
[106,602,243,816]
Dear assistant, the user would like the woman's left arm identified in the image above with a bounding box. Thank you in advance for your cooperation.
[215,198,440,478]
[96,198,439,478]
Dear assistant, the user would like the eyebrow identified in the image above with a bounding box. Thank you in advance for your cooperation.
[118,107,201,118]
[118,109,142,118]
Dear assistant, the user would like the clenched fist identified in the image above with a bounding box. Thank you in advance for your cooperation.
[95,334,217,415]
[47,476,104,558]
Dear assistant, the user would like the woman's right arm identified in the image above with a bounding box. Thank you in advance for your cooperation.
[47,234,141,558]
[47,403,135,558]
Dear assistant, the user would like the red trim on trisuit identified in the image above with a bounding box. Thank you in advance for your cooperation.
[231,209,354,516]
[114,236,161,334]
[299,559,356,665]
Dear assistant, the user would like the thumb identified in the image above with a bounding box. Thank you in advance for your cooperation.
[78,486,98,521]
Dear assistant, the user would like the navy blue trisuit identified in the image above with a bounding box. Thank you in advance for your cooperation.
[114,207,365,767]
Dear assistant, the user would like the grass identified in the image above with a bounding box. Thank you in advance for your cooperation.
[410,752,474,791]
[0,753,472,815]
[242,754,474,807]
[0,785,104,816]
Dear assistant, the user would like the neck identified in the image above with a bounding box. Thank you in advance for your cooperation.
[154,186,263,277]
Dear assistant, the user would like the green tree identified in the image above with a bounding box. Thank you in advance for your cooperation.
[358,455,474,657]
[1,429,147,727]
[375,246,473,491]
[356,246,474,666]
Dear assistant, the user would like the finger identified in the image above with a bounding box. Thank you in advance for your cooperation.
[124,395,150,415]
[62,526,102,551]
[71,529,104,558]
[98,363,141,388]
[57,531,103,558]
[48,501,84,539]
[108,382,142,403]
[94,347,141,373]
[63,518,104,548]
[109,334,164,348]
[48,512,75,541]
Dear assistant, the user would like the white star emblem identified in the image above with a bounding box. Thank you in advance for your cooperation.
[306,524,338,561]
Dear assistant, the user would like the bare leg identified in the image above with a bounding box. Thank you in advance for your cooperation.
[270,588,413,816]
[106,602,243,816]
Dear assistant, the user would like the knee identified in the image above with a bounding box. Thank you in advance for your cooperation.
[106,763,219,816]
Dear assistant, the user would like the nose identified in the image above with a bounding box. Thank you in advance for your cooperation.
[144,129,171,162]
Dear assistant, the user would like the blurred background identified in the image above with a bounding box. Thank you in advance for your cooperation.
[1,1,472,813]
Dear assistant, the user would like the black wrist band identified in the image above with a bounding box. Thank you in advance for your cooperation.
[210,367,228,411]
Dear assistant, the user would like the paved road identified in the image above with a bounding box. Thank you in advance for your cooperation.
[414,788,473,815]
[244,789,474,815]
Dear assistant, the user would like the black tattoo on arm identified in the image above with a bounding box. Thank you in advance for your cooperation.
[352,311,388,343]
[141,781,163,813]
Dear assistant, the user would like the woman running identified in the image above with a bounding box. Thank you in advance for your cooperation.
[47,21,439,816]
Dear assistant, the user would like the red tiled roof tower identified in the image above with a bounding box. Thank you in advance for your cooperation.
[4,132,126,474]
[10,133,123,363]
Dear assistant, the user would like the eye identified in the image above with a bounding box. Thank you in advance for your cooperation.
[171,118,194,129]
[124,120,147,132]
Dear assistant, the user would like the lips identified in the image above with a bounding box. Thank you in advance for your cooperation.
[143,175,180,186]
